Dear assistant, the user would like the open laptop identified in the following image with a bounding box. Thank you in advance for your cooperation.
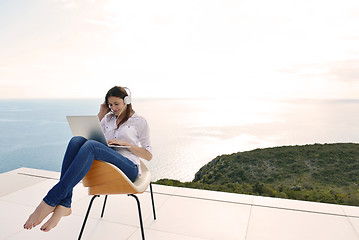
[66,116,130,149]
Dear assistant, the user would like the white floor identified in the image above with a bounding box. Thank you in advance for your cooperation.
[1,167,359,240]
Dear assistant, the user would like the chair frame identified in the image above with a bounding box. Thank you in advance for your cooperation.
[77,159,156,240]
[78,183,156,240]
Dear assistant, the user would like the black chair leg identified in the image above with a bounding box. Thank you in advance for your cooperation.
[128,194,145,240]
[78,195,100,240]
[101,195,108,218]
[150,183,156,220]
[79,189,155,240]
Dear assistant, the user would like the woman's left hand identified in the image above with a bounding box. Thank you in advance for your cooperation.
[107,139,130,147]
[107,139,152,161]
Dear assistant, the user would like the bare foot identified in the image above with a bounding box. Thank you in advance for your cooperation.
[24,201,55,230]
[40,205,72,232]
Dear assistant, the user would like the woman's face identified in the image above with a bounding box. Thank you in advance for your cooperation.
[107,96,125,116]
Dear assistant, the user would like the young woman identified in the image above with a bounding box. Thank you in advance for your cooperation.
[24,86,152,232]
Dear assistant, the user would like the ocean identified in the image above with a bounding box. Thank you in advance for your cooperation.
[0,98,358,181]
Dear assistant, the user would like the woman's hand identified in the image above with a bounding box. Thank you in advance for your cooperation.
[98,101,110,120]
[107,139,152,161]
[107,139,129,147]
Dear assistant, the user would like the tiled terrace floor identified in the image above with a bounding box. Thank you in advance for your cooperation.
[1,167,359,240]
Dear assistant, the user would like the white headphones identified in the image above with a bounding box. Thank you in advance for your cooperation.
[123,87,132,105]
[108,87,132,117]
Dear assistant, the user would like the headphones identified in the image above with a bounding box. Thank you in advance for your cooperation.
[107,87,132,117]
[123,87,132,105]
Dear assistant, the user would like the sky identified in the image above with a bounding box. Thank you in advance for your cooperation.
[0,0,358,99]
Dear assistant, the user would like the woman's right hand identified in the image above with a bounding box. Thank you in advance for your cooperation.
[98,101,110,120]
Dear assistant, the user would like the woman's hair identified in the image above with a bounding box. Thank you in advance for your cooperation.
[105,86,134,128]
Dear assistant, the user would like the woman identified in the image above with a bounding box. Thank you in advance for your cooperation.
[24,86,152,232]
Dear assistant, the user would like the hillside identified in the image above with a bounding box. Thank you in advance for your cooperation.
[155,143,359,206]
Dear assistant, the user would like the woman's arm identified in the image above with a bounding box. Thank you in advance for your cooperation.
[107,139,153,161]
[127,144,153,161]
[98,101,110,121]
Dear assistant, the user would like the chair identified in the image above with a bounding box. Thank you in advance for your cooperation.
[78,159,156,240]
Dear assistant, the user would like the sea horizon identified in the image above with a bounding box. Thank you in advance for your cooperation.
[0,97,358,181]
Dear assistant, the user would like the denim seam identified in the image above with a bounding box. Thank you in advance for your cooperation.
[95,146,139,181]
[57,201,71,208]
[43,196,57,208]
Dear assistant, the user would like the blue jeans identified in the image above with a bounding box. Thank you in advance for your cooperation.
[43,136,138,208]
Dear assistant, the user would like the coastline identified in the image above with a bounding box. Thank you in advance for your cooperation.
[155,142,359,206]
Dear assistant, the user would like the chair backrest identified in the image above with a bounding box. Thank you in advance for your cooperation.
[82,160,151,195]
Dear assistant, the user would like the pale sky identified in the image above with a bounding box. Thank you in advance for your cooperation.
[0,0,358,99]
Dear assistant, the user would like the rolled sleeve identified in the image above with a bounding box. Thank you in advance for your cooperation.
[138,118,153,155]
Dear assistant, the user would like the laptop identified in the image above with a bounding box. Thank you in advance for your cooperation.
[66,116,130,149]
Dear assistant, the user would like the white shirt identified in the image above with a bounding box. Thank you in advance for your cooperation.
[100,112,152,175]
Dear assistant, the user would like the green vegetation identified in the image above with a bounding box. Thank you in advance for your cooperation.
[155,143,359,206]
